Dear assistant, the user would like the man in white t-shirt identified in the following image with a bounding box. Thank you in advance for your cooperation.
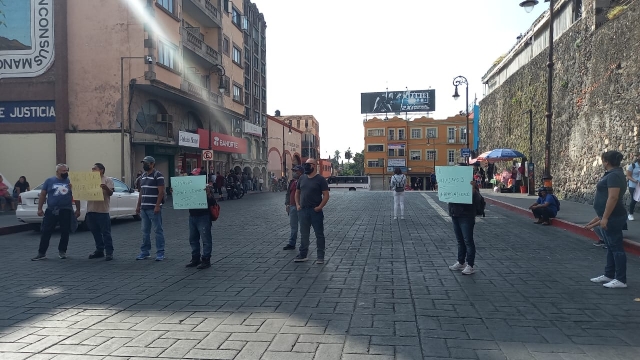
[626,152,640,221]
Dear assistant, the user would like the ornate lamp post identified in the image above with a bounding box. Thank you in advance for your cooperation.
[452,76,470,162]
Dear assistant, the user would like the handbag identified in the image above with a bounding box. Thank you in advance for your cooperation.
[633,187,640,202]
[209,199,220,221]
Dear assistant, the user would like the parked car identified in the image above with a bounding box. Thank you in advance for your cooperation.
[16,177,140,228]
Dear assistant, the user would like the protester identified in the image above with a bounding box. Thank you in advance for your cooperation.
[87,163,115,261]
[390,168,407,220]
[528,187,559,225]
[625,152,640,221]
[135,156,166,261]
[0,174,14,211]
[587,150,628,289]
[448,180,482,275]
[295,159,330,264]
[284,165,304,250]
[32,164,81,261]
[185,183,216,269]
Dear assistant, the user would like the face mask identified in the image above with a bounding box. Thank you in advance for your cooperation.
[303,164,314,174]
[60,173,69,179]
[293,172,301,179]
[143,164,151,171]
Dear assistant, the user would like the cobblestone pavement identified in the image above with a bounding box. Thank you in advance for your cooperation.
[0,191,639,360]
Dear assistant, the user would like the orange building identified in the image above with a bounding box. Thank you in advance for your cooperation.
[318,159,334,178]
[363,115,474,190]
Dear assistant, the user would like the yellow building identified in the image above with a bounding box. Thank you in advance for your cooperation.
[363,115,474,190]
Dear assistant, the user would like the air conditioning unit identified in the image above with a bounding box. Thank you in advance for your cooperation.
[156,114,173,123]
[448,139,455,143]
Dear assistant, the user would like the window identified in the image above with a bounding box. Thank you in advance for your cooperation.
[158,40,179,72]
[254,83,259,95]
[262,88,266,99]
[224,76,230,96]
[245,107,251,118]
[460,127,467,142]
[388,149,395,157]
[232,46,242,64]
[426,150,436,160]
[254,111,260,123]
[448,150,455,164]
[367,144,384,152]
[367,160,382,168]
[232,7,241,26]
[253,55,259,69]
[367,129,384,137]
[223,37,230,56]
[157,0,174,13]
[426,128,437,139]
[410,150,421,160]
[233,84,242,103]
[388,129,395,140]
[223,0,229,13]
[398,148,405,157]
[411,128,422,139]
[398,129,405,140]
[244,76,250,90]
[447,127,456,143]
[244,46,251,62]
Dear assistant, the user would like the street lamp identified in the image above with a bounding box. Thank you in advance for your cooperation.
[522,109,535,195]
[520,0,554,188]
[427,136,436,173]
[452,75,470,162]
[207,64,226,175]
[282,120,292,178]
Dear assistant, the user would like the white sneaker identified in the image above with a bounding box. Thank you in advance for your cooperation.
[603,279,627,288]
[590,275,612,283]
[462,265,475,275]
[628,214,634,221]
[393,216,397,220]
[449,262,465,271]
[400,216,405,220]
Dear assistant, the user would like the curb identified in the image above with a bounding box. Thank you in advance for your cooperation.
[485,197,640,257]
[0,224,33,236]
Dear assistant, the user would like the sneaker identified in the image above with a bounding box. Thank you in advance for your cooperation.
[58,251,67,259]
[88,251,104,259]
[294,254,308,262]
[628,214,634,221]
[462,265,475,275]
[449,262,465,271]
[196,259,211,269]
[136,254,150,260]
[155,254,165,261]
[401,216,405,220]
[590,275,613,283]
[603,279,628,288]
[393,216,397,220]
[315,259,325,264]
[283,244,296,250]
[593,240,605,247]
[105,255,114,261]
[31,254,46,261]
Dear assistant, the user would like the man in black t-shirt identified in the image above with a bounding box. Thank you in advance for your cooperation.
[294,159,330,264]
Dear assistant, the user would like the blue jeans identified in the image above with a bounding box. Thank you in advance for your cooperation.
[288,205,299,246]
[140,208,165,256]
[189,214,212,258]
[532,207,556,222]
[602,216,627,283]
[87,212,113,255]
[298,208,325,259]
[452,216,476,267]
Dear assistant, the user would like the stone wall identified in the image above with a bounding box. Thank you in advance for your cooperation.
[479,0,640,203]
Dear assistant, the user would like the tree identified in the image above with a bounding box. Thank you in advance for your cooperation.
[352,150,364,176]
[333,150,341,164]
[344,147,353,163]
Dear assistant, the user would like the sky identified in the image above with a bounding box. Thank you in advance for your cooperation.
[0,0,32,47]
[253,0,547,158]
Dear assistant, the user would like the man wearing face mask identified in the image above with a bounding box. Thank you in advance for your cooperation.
[135,156,166,261]
[87,163,115,261]
[283,165,304,250]
[294,159,330,264]
[32,164,81,261]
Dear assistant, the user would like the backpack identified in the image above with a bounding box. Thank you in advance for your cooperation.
[394,175,406,192]
[476,193,486,217]
[552,194,560,211]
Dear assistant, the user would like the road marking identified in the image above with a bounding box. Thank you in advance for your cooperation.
[421,193,451,223]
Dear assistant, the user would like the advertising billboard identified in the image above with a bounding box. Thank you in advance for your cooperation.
[361,89,435,114]
[387,158,406,167]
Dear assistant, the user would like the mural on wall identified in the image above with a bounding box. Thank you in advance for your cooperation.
[0,0,55,79]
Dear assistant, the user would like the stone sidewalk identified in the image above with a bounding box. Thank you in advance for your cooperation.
[0,191,639,359]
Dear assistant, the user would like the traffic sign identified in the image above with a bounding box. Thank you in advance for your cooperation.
[202,150,214,161]
[461,148,471,157]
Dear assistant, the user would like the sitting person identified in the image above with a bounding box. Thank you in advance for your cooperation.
[0,174,15,211]
[13,176,31,199]
[528,187,559,225]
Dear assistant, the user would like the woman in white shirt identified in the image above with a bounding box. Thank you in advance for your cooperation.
[390,168,407,220]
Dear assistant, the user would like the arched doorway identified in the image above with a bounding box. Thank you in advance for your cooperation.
[135,100,169,136]
[233,166,242,174]
[181,111,203,131]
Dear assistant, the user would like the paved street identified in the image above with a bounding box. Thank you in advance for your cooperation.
[0,191,639,360]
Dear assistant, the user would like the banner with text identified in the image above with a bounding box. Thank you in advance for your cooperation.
[361,89,436,114]
[68,172,103,201]
[243,121,263,137]
[178,131,200,148]
[171,175,208,209]
[387,158,406,167]
[435,166,473,204]
[0,100,56,123]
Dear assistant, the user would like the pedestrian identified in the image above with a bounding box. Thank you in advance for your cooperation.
[135,156,166,261]
[625,152,640,221]
[87,163,115,261]
[448,181,482,275]
[259,176,264,191]
[587,150,628,288]
[31,164,81,261]
[390,168,406,220]
[134,170,143,191]
[215,172,224,198]
[185,183,216,269]
[294,159,330,264]
[0,174,15,211]
[284,165,304,250]
[528,187,558,225]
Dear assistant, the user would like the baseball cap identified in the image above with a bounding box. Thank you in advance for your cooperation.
[141,156,156,164]
[292,165,304,172]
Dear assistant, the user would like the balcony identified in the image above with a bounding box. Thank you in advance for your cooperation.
[180,79,220,106]
[183,0,222,28]
[182,28,220,68]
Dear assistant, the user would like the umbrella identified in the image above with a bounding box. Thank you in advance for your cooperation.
[477,148,525,161]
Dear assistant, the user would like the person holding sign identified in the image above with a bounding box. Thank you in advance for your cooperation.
[135,156,166,261]
[87,163,115,261]
[31,164,81,261]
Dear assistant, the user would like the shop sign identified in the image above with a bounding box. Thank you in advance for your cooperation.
[178,131,200,148]
[197,129,247,154]
[387,158,406,167]
[388,144,406,150]
[243,121,262,137]
[0,100,55,123]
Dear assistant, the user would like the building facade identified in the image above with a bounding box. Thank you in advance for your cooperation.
[273,112,320,162]
[0,0,267,187]
[363,115,475,190]
[266,115,302,179]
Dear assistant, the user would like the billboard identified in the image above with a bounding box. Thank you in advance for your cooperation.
[361,89,435,114]
[387,158,406,167]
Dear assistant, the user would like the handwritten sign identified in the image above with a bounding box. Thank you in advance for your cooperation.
[171,175,207,209]
[68,172,103,201]
[435,166,473,204]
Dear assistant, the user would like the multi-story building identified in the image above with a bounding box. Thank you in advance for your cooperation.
[273,112,320,162]
[363,115,474,190]
[266,115,302,179]
[0,0,267,187]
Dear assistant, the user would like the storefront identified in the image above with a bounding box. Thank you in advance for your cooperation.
[177,130,203,175]
[197,129,248,174]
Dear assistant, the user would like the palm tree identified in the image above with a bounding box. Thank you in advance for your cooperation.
[0,0,6,28]
[344,147,353,163]
[333,150,341,164]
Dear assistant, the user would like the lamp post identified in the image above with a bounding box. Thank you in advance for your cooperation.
[523,109,535,195]
[452,75,470,163]
[208,65,226,175]
[520,0,554,188]
[427,136,436,173]
[282,120,292,178]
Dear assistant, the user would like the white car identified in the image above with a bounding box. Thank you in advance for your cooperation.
[16,177,140,227]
